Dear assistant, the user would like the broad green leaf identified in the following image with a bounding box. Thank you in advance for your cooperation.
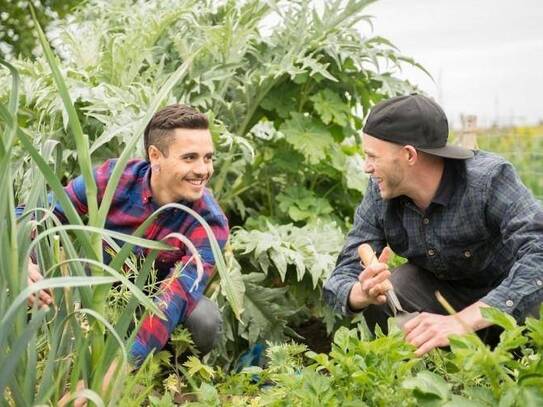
[239,273,296,344]
[526,309,543,348]
[481,307,518,331]
[195,382,220,405]
[277,186,333,222]
[219,250,245,318]
[402,371,451,401]
[261,84,298,118]
[310,89,350,126]
[280,113,334,164]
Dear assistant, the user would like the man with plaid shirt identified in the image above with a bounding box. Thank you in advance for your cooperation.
[324,94,543,355]
[26,104,229,366]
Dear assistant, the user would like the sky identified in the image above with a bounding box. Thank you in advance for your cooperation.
[364,0,543,128]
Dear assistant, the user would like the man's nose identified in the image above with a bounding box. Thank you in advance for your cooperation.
[193,159,211,175]
[363,158,373,174]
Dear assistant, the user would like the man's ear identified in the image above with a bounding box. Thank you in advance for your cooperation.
[148,145,161,162]
[404,145,418,166]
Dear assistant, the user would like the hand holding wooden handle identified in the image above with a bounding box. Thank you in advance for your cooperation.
[358,243,378,267]
[357,244,415,326]
[357,243,393,291]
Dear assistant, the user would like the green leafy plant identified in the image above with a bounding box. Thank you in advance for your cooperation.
[183,308,543,406]
[0,1,426,360]
[0,9,241,406]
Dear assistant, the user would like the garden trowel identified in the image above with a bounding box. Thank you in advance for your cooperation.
[357,243,419,330]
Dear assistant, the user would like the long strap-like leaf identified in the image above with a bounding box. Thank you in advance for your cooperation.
[31,7,99,231]
[97,51,199,225]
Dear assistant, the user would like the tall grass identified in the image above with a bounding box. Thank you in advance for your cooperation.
[0,13,242,406]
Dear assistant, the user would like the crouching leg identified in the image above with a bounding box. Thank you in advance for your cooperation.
[184,296,222,356]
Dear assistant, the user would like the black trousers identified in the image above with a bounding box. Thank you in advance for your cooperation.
[362,263,504,346]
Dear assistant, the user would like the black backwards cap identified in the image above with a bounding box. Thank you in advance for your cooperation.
[363,94,474,160]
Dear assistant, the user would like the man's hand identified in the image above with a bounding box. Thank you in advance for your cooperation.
[403,313,469,356]
[348,247,392,311]
[403,301,492,356]
[27,259,53,308]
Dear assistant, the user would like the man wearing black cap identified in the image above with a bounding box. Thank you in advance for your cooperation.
[324,94,543,356]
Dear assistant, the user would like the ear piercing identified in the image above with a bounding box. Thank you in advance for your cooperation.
[152,164,161,173]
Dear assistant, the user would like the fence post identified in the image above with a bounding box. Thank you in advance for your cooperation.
[458,114,478,149]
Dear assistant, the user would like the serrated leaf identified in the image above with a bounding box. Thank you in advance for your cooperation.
[220,250,246,316]
[239,273,296,344]
[310,89,350,126]
[280,113,334,164]
[301,57,337,82]
[261,84,298,118]
[269,248,288,281]
[183,356,215,381]
[277,186,333,222]
[254,231,278,258]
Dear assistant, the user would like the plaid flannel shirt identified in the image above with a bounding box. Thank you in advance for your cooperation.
[324,151,543,321]
[52,159,229,366]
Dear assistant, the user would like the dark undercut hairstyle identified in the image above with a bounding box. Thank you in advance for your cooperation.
[143,104,209,160]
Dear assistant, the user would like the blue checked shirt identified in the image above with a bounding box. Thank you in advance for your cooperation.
[324,151,543,321]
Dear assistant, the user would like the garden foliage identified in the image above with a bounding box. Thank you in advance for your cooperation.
[148,307,543,406]
[0,0,423,372]
[4,0,541,405]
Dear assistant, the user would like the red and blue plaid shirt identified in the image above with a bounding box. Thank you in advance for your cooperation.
[54,159,229,366]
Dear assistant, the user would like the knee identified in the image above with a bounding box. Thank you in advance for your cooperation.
[185,297,222,356]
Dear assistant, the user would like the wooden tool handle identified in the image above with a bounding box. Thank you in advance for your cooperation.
[358,243,377,267]
[357,243,393,291]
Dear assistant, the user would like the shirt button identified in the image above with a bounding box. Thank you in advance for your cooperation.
[537,280,543,287]
[505,300,514,307]
[427,249,436,256]
[423,218,430,225]
[464,250,471,258]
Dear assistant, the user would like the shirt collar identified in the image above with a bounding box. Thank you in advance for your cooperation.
[431,159,459,207]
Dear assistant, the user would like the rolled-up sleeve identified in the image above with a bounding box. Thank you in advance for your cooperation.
[323,180,387,315]
[481,163,543,320]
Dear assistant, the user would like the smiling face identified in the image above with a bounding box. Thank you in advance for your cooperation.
[149,128,214,204]
[362,133,407,200]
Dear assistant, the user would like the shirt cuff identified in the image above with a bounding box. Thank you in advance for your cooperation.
[341,281,362,316]
[481,288,521,320]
